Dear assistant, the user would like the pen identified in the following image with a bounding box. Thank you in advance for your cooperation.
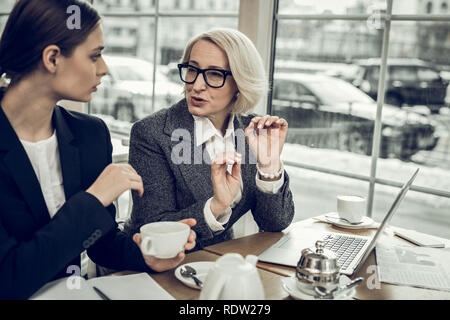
[93,286,111,300]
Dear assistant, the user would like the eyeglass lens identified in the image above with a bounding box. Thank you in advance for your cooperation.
[180,65,226,88]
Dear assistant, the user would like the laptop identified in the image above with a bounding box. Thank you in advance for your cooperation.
[258,168,419,275]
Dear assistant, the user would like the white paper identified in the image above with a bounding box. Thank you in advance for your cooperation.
[88,273,175,300]
[376,244,450,292]
[30,276,99,300]
[30,273,175,300]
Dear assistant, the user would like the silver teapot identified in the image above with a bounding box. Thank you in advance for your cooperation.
[296,240,363,298]
[296,240,341,296]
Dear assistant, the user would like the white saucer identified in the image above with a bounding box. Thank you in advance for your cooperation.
[174,261,214,290]
[324,212,375,230]
[282,276,356,300]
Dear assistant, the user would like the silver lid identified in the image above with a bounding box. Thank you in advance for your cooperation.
[296,240,340,284]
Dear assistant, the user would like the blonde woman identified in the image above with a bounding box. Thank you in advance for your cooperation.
[124,28,294,248]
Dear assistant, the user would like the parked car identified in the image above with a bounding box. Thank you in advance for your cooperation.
[351,58,449,113]
[90,55,183,123]
[272,73,440,160]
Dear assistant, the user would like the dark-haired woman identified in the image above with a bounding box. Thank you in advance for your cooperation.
[0,0,196,299]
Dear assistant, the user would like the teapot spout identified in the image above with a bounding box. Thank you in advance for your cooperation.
[245,255,258,267]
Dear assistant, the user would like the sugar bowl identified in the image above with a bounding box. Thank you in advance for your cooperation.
[296,240,341,296]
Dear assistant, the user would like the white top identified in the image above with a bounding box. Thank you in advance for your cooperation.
[20,131,66,219]
[193,115,284,232]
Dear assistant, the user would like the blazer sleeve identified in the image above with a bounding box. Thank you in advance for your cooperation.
[0,191,116,299]
[125,120,216,241]
[85,119,152,274]
[250,169,295,232]
[237,114,295,232]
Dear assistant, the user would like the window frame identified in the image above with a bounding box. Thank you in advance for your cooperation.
[1,0,448,217]
[269,0,450,217]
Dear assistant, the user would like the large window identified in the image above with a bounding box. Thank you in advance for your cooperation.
[272,0,450,239]
[89,0,239,135]
[0,0,448,239]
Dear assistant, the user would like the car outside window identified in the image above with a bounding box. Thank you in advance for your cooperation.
[275,80,314,100]
[390,66,418,81]
[417,67,441,81]
[366,66,380,82]
[306,78,375,105]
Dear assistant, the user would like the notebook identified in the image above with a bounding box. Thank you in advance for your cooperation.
[30,272,175,300]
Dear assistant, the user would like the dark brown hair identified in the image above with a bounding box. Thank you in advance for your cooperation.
[0,0,101,85]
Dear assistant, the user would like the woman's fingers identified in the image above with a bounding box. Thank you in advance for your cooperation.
[132,233,142,246]
[87,163,144,207]
[144,253,186,273]
[184,231,197,251]
[129,180,144,197]
[118,164,144,197]
[256,115,270,129]
[245,115,288,134]
[176,219,197,250]
[275,118,288,129]
[212,152,242,170]
[264,115,279,127]
[178,218,197,228]
[231,158,241,179]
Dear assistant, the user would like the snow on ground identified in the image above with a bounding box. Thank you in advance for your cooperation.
[282,143,450,208]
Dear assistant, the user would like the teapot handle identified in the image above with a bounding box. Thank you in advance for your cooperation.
[200,274,227,300]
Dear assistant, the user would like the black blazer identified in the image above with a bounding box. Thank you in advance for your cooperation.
[0,102,150,299]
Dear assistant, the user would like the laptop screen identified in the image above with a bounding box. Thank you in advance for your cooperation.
[354,168,419,273]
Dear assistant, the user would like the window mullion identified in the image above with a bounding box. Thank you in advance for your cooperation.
[367,0,393,218]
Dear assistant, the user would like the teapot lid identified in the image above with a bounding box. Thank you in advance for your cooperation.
[215,253,256,275]
[296,240,340,277]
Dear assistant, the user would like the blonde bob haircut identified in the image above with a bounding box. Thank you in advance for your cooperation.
[180,28,268,115]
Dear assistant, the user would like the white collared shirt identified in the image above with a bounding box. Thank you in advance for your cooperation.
[192,114,284,232]
[20,131,66,219]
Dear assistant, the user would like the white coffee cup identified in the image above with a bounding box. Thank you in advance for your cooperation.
[140,221,190,259]
[337,195,366,223]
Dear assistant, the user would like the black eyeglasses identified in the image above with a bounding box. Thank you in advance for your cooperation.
[177,63,232,88]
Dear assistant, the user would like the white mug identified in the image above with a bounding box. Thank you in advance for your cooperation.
[140,221,190,259]
[337,195,366,223]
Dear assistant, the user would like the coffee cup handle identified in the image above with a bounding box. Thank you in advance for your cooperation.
[141,237,155,256]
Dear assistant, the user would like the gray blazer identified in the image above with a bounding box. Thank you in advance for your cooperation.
[123,99,295,249]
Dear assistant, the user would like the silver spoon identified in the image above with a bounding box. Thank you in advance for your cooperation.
[314,277,364,299]
[325,215,363,225]
[180,265,203,288]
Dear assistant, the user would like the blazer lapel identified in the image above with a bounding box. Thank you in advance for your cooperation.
[53,106,82,200]
[164,100,213,201]
[0,106,50,227]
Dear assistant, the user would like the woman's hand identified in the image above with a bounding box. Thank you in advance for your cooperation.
[245,115,288,179]
[86,163,144,207]
[210,152,242,217]
[132,219,197,272]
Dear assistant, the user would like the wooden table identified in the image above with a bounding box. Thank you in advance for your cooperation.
[203,218,450,300]
[117,249,289,300]
[116,217,450,300]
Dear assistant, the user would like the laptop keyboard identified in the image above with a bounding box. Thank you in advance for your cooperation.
[322,234,368,270]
